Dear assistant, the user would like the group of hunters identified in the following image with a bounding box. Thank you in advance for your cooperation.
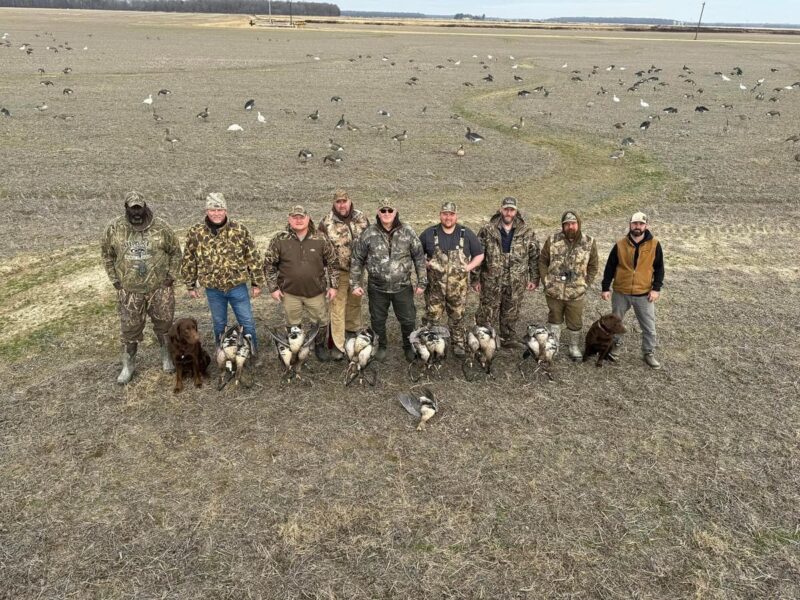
[101,189,665,385]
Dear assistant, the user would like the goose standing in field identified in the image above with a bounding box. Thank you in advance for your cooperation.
[35,102,48,112]
[639,120,651,130]
[465,127,484,143]
[323,153,343,165]
[1,107,11,117]
[391,129,407,151]
[142,94,153,109]
[346,121,360,132]
[257,111,266,123]
[158,88,171,97]
[297,149,313,161]
[62,87,73,96]
[455,144,465,157]
[511,116,524,131]
[517,90,530,97]
[307,108,320,121]
[335,114,345,130]
[613,122,626,129]
[463,325,497,379]
[164,128,179,151]
[513,74,523,82]
[609,149,625,160]
[196,107,209,120]
[152,112,164,122]
[695,105,710,113]
[330,95,343,103]
[328,138,344,152]
[377,109,391,117]
[244,98,255,111]
[613,94,620,103]
[640,98,649,108]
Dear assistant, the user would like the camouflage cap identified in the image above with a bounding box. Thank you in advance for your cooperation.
[630,211,648,224]
[333,188,350,201]
[289,205,308,217]
[205,192,227,210]
[440,201,457,213]
[562,212,578,224]
[377,197,396,210]
[124,190,145,208]
[501,196,518,209]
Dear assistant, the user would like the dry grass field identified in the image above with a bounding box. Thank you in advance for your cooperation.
[1,9,799,599]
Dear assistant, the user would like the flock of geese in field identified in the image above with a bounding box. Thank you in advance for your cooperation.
[2,28,800,164]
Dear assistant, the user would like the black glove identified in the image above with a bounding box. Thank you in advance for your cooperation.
[113,281,122,290]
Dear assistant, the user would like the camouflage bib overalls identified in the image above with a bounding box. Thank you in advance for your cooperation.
[424,226,469,347]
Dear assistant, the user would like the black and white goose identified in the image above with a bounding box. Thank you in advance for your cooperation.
[216,325,254,390]
[158,88,171,97]
[464,325,497,379]
[398,387,438,431]
[268,324,318,381]
[391,129,407,150]
[335,114,345,129]
[297,149,314,161]
[307,108,320,121]
[344,327,379,386]
[328,138,344,152]
[244,99,255,111]
[164,128,179,150]
[196,107,209,120]
[520,324,557,380]
[465,127,484,143]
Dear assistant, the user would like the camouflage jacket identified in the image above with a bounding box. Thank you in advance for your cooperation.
[350,217,427,293]
[262,222,339,297]
[476,212,540,288]
[180,219,265,291]
[539,213,598,301]
[101,215,181,294]
[318,206,369,272]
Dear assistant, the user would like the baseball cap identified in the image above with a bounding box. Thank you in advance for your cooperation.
[378,198,396,210]
[289,205,308,217]
[124,191,145,207]
[441,201,457,213]
[501,196,518,209]
[333,188,350,201]
[630,211,648,224]
[562,212,578,224]
[205,192,227,210]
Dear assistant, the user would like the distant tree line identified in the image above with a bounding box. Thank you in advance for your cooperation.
[454,13,486,20]
[340,10,427,18]
[0,0,340,16]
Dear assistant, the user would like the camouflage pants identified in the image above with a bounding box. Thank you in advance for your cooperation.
[117,286,174,344]
[425,269,468,346]
[475,282,524,340]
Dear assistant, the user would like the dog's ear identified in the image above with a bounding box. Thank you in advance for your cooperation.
[167,321,179,345]
[191,318,199,330]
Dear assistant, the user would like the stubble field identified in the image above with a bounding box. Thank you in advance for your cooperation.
[1,9,799,599]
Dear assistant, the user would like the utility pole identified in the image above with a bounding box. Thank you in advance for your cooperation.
[694,2,706,40]
[268,0,272,23]
[289,1,293,27]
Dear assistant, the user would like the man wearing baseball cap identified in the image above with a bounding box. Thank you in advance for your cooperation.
[101,191,182,384]
[181,192,264,357]
[418,201,484,357]
[600,212,664,369]
[350,198,427,362]
[318,189,370,360]
[263,204,339,361]
[474,196,540,347]
[539,210,599,360]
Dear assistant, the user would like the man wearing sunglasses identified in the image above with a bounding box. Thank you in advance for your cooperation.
[350,199,427,362]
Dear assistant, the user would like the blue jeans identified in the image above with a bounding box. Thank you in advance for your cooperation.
[205,283,258,350]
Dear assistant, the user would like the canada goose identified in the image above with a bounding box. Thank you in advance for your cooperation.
[455,144,465,157]
[465,127,484,143]
[297,149,313,161]
[323,153,343,165]
[398,387,438,431]
[610,150,625,160]
[639,121,651,130]
[196,107,209,120]
[377,109,391,117]
[307,109,320,121]
[695,106,710,113]
[330,95,343,102]
[244,99,255,111]
[613,122,626,129]
[335,114,345,129]
[511,117,524,130]
[157,88,171,97]
[328,139,344,152]
[62,87,73,95]
[164,128,179,151]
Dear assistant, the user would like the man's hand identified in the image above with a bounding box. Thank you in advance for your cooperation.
[648,290,660,303]
[352,286,364,297]
[271,289,284,302]
[414,287,425,296]
[526,281,538,291]
[188,288,201,299]
[251,286,261,299]
[601,291,611,301]
[326,288,337,301]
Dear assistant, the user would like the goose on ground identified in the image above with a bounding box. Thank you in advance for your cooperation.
[197,107,209,120]
[244,99,255,111]
[297,149,313,161]
[391,130,408,150]
[613,122,626,129]
[513,74,523,81]
[62,87,73,95]
[346,121,360,132]
[613,94,620,103]
[227,123,244,131]
[330,95,342,102]
[639,120,651,130]
[695,106,710,113]
[640,99,649,108]
[511,117,524,130]
[455,144,465,157]
[328,139,344,152]
[307,109,320,121]
[164,128,179,150]
[1,107,11,117]
[257,111,266,123]
[377,109,391,117]
[609,149,624,159]
[335,114,345,129]
[142,94,153,108]
[465,127,484,143]
[323,153,343,165]
[517,90,530,97]
[158,89,171,97]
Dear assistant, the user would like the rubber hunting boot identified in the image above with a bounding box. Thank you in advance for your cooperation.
[117,342,138,385]
[314,323,331,362]
[159,335,175,373]
[567,329,583,361]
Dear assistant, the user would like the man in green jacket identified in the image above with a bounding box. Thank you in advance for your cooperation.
[101,191,182,384]
[474,196,539,347]
[263,205,339,361]
[350,198,427,362]
[538,210,599,360]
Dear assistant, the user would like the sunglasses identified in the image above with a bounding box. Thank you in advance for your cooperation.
[379,208,395,214]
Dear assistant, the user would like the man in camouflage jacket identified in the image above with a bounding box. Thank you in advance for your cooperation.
[474,196,540,346]
[101,191,182,384]
[350,198,427,362]
[263,205,339,361]
[180,193,264,354]
[318,188,370,360]
[538,210,599,360]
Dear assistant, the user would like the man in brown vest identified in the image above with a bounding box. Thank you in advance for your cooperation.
[600,212,664,369]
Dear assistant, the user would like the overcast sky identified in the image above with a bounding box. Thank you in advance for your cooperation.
[340,1,798,24]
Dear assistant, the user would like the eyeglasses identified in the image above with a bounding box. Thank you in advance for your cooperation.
[379,208,395,214]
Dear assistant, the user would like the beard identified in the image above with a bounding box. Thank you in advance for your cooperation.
[563,228,579,241]
[126,205,150,225]
[630,228,644,236]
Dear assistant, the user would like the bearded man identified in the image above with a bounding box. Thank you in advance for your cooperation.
[101,191,182,384]
[538,211,599,360]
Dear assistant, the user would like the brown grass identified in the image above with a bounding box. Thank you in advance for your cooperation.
[1,9,799,599]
